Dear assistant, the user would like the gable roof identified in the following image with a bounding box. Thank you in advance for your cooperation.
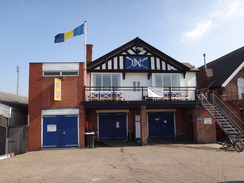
[87,37,191,72]
[199,46,244,88]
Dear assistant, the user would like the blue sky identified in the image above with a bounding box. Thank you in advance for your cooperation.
[1,0,244,96]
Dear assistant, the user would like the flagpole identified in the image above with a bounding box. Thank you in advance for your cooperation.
[84,21,87,63]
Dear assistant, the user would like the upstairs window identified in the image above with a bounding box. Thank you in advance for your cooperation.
[153,74,180,90]
[133,81,140,92]
[93,74,121,90]
[237,78,244,99]
[43,63,79,77]
[43,71,78,76]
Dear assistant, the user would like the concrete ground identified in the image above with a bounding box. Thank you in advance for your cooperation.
[1,142,244,183]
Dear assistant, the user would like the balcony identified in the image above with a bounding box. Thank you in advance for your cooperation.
[85,86,197,102]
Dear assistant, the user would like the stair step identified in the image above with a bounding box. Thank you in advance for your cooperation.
[202,100,244,138]
[222,126,235,129]
[217,120,228,122]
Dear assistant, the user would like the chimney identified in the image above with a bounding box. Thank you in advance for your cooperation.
[86,44,93,64]
[203,53,207,69]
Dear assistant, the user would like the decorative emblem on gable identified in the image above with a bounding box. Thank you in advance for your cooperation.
[125,56,149,70]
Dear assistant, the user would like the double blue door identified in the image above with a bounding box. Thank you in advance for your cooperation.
[99,113,127,140]
[43,115,78,149]
[148,112,175,139]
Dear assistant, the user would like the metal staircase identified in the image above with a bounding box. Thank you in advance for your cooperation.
[199,92,244,141]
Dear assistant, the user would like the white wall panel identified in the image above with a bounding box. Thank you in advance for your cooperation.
[43,63,79,71]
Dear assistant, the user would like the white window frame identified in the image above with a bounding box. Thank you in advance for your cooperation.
[237,78,244,99]
[42,63,79,77]
[92,73,122,89]
[152,73,181,88]
[133,81,141,92]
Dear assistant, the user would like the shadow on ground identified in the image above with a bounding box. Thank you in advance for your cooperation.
[94,139,240,153]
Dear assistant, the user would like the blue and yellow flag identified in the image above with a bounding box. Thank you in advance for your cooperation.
[54,24,84,43]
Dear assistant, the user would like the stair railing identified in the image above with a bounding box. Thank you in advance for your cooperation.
[210,91,244,134]
[200,93,238,134]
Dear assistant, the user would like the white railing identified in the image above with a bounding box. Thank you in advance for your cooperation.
[85,86,196,101]
[147,87,195,101]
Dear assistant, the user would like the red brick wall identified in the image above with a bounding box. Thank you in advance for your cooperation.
[210,67,244,119]
[175,109,193,140]
[41,77,80,107]
[222,67,244,101]
[198,68,213,90]
[192,105,216,143]
[86,109,98,140]
[140,105,147,145]
[85,107,195,144]
[28,63,42,151]
[28,63,86,150]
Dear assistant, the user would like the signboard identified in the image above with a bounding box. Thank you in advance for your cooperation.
[47,124,57,132]
[135,115,140,122]
[125,56,149,70]
[0,103,11,118]
[204,118,212,125]
[54,78,62,101]
[197,118,204,121]
[116,122,120,128]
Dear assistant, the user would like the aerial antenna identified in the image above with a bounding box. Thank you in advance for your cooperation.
[16,66,20,95]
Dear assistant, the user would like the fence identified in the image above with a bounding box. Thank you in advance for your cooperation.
[8,126,27,155]
[0,126,6,155]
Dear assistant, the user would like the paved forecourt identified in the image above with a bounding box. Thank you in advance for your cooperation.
[0,143,244,183]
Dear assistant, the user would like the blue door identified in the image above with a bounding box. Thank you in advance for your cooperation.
[43,115,78,149]
[148,112,175,139]
[99,113,127,140]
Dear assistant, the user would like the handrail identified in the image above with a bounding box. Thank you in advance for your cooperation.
[210,91,244,133]
[85,86,197,101]
[200,93,237,134]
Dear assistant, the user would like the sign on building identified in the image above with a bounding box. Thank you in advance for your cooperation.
[54,78,62,101]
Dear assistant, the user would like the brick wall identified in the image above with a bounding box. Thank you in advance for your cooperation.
[28,63,42,151]
[28,63,86,150]
[192,105,216,143]
[140,105,147,145]
[223,67,244,101]
[175,109,193,140]
[85,107,195,144]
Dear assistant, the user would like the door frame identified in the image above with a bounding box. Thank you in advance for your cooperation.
[41,108,79,149]
[147,110,176,139]
[96,110,129,141]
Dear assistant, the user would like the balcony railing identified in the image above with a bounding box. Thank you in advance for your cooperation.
[85,86,196,101]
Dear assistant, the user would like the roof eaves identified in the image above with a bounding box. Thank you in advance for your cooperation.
[222,61,244,87]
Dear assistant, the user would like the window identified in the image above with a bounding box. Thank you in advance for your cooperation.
[237,78,244,99]
[43,71,78,76]
[43,63,79,77]
[153,74,180,90]
[133,81,140,92]
[93,74,121,90]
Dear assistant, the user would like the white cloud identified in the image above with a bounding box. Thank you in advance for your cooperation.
[182,0,244,42]
[182,20,213,41]
[211,0,244,20]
